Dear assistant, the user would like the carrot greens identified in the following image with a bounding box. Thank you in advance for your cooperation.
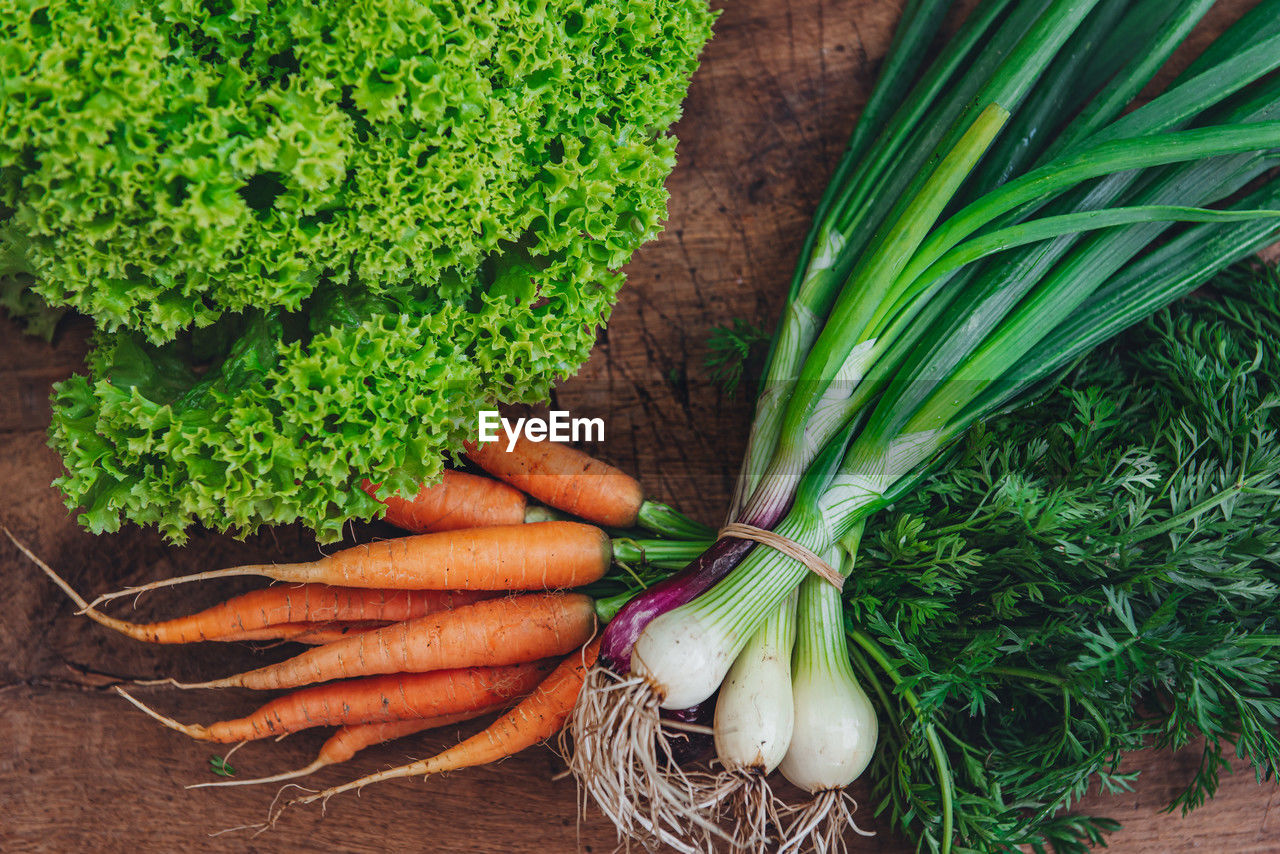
[704,319,769,398]
[849,266,1280,851]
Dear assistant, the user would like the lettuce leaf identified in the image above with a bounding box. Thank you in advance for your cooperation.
[4,0,715,541]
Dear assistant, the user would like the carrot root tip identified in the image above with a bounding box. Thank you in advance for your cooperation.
[87,565,274,610]
[207,823,269,839]
[245,782,317,834]
[168,678,228,690]
[188,761,324,790]
[87,589,141,609]
[114,686,210,741]
[5,528,97,614]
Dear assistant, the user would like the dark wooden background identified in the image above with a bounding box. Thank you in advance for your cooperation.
[3,0,1278,851]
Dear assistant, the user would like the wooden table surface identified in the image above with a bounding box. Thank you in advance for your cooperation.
[3,1,1278,851]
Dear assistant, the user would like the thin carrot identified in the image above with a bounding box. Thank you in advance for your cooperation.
[466,435,644,528]
[188,705,506,789]
[166,593,597,691]
[363,470,527,533]
[86,521,612,608]
[218,620,392,645]
[116,661,554,743]
[6,533,501,644]
[292,637,602,805]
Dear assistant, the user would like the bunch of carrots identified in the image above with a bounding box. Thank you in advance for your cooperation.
[11,435,711,817]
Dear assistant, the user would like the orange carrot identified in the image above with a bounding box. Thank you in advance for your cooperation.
[116,661,554,743]
[222,620,393,645]
[169,593,597,691]
[188,705,506,789]
[466,435,644,528]
[292,637,602,804]
[315,712,499,765]
[86,521,612,608]
[363,469,527,533]
[8,536,502,644]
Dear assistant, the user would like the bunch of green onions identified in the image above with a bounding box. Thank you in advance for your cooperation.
[568,0,1280,850]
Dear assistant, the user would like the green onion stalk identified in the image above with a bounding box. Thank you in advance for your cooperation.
[568,0,1280,849]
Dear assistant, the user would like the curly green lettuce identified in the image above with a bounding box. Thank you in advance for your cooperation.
[1,0,714,541]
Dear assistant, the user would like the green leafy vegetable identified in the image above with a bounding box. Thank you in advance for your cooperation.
[208,755,236,778]
[1,0,715,541]
[850,262,1280,852]
[0,275,64,341]
[704,318,768,397]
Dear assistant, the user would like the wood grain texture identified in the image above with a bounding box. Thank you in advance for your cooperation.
[2,0,1278,851]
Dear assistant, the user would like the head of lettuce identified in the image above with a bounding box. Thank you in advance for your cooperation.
[0,0,714,542]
